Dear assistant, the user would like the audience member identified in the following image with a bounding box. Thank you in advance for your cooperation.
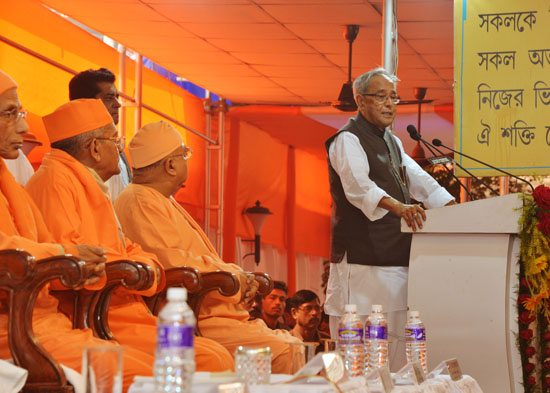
[250,280,290,330]
[113,121,299,373]
[69,68,131,200]
[289,290,330,352]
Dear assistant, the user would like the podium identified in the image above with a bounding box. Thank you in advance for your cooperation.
[402,193,523,393]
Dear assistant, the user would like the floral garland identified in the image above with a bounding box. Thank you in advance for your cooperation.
[518,185,550,392]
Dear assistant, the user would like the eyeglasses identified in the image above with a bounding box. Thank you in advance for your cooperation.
[166,146,193,161]
[0,108,28,123]
[361,93,400,105]
[96,135,123,151]
[298,305,322,314]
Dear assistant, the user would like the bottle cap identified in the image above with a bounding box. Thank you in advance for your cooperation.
[410,310,419,317]
[344,304,357,312]
[372,304,383,312]
[167,287,187,301]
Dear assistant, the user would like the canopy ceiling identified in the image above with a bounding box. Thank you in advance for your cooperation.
[37,0,454,108]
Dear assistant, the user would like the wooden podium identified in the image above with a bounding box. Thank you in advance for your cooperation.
[402,193,523,393]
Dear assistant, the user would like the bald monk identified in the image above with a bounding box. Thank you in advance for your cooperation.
[0,70,154,391]
[25,100,234,371]
[114,121,299,374]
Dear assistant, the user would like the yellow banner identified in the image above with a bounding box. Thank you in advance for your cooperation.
[454,0,550,176]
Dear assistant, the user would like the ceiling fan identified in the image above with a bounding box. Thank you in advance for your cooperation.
[331,25,436,113]
[332,25,360,112]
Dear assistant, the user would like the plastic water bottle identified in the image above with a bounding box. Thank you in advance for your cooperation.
[337,304,365,377]
[405,310,427,374]
[154,287,196,393]
[365,304,388,372]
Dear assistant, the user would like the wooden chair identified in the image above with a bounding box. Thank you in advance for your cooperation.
[253,272,273,297]
[59,260,155,341]
[0,249,92,393]
[145,269,273,335]
[144,268,239,336]
[143,266,202,316]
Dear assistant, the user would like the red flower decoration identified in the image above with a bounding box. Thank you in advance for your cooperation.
[534,185,550,210]
[525,362,535,372]
[520,329,534,340]
[521,278,529,288]
[545,348,550,357]
[518,294,531,305]
[538,212,550,235]
[525,346,537,356]
[544,361,550,370]
[544,331,550,341]
[527,376,537,386]
[520,311,536,324]
[545,377,550,387]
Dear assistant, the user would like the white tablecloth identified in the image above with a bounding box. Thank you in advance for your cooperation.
[128,373,483,393]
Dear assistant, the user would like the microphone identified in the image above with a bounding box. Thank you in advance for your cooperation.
[432,139,535,193]
[407,125,421,141]
[406,125,477,201]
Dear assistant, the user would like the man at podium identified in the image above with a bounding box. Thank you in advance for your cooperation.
[324,67,455,370]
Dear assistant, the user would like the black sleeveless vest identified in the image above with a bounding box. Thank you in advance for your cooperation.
[325,112,412,267]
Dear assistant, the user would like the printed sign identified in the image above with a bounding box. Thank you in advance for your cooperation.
[454,0,550,176]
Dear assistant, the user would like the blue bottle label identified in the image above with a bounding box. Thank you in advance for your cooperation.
[365,325,388,340]
[405,327,426,342]
[157,325,194,349]
[338,327,364,343]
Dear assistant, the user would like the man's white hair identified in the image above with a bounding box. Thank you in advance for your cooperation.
[353,68,399,97]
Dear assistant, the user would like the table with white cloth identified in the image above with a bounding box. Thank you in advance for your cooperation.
[128,372,483,393]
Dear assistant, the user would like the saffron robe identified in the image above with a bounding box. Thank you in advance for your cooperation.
[0,158,153,392]
[114,183,299,373]
[25,150,234,372]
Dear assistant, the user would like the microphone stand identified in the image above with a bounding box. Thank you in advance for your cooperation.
[422,139,499,197]
[406,126,477,201]
[432,139,535,194]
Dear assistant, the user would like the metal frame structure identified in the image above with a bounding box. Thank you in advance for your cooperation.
[0,33,226,254]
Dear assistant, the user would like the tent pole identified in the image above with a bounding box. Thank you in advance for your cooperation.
[286,146,297,294]
[216,99,227,255]
[118,46,126,139]
[382,0,396,73]
[204,92,212,236]
[134,54,142,131]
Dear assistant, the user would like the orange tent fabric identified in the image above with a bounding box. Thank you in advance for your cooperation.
[1,0,334,276]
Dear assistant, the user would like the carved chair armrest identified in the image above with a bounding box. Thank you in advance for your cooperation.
[143,266,201,316]
[251,272,273,297]
[0,249,91,393]
[87,260,155,341]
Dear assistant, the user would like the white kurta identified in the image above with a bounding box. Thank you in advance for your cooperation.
[106,155,131,202]
[4,150,34,186]
[324,130,453,370]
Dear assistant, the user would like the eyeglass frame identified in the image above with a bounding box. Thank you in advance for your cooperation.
[0,108,28,123]
[361,93,401,105]
[95,135,124,151]
[165,146,193,161]
[297,304,322,314]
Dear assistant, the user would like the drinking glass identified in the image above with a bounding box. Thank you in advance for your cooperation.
[82,346,123,393]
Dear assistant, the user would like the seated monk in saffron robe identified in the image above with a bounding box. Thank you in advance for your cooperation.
[113,121,300,374]
[25,100,234,372]
[0,70,155,392]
